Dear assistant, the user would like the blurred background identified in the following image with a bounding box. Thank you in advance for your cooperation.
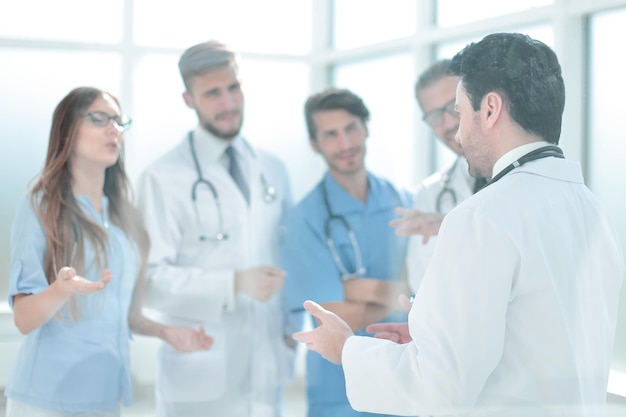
[1,0,625,415]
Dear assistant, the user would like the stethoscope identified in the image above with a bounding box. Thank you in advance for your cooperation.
[188,131,278,241]
[484,145,564,187]
[436,158,459,213]
[321,179,403,282]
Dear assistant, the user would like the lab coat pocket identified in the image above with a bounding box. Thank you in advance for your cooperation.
[157,344,226,402]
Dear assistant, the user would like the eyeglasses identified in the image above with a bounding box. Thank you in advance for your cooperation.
[422,99,458,127]
[82,111,132,132]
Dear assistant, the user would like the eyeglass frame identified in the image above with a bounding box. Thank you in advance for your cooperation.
[421,98,458,127]
[82,111,132,132]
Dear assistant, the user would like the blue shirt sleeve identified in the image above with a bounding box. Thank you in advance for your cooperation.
[8,197,49,309]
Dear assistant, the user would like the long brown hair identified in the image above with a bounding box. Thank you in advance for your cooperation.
[31,87,149,298]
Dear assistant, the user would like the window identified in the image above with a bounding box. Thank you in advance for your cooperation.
[332,0,417,50]
[436,0,553,27]
[133,0,312,54]
[0,0,124,43]
[333,53,416,190]
[588,8,626,377]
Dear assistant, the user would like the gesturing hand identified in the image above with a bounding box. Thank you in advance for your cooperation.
[162,326,214,352]
[366,321,412,344]
[293,300,354,364]
[389,208,445,244]
[235,265,286,302]
[54,267,112,295]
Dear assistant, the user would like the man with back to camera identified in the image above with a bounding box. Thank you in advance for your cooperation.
[293,33,625,417]
[136,40,294,417]
[390,59,488,291]
[281,87,413,417]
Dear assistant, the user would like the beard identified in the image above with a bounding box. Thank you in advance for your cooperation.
[200,111,244,141]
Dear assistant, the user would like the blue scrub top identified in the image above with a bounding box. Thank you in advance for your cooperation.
[5,195,139,412]
[281,172,410,417]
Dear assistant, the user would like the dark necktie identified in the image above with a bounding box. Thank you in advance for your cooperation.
[473,177,488,194]
[225,146,250,204]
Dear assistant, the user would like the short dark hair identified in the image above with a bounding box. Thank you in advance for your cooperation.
[414,59,453,99]
[178,40,238,91]
[448,33,565,144]
[304,88,370,140]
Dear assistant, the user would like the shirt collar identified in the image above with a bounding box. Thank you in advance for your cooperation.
[75,194,110,226]
[321,172,394,214]
[191,126,246,162]
[491,141,552,179]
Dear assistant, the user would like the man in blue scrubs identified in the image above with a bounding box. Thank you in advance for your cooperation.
[282,88,412,417]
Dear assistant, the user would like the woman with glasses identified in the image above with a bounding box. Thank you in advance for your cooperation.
[4,86,213,417]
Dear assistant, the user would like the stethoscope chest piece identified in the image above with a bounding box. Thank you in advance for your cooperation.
[263,183,278,203]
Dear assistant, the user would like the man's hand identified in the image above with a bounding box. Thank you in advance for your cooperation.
[161,326,214,352]
[389,208,445,244]
[235,265,286,302]
[344,279,410,311]
[293,300,354,364]
[366,322,412,344]
[54,267,112,295]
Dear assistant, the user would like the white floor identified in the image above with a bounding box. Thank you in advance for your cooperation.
[120,377,307,417]
[2,384,626,417]
[0,379,307,417]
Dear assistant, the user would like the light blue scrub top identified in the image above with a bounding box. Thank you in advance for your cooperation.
[5,195,138,412]
[282,172,410,417]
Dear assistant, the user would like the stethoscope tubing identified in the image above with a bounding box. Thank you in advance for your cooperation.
[321,180,366,281]
[187,131,277,241]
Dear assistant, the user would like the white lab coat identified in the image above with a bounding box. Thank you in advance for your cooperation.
[136,127,293,417]
[407,156,474,291]
[342,152,624,417]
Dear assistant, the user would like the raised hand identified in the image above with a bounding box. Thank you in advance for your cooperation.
[389,207,445,244]
[235,265,286,302]
[293,300,354,364]
[54,267,112,295]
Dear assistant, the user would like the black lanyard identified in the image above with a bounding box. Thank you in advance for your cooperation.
[485,145,564,187]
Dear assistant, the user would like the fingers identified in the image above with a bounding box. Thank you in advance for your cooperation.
[399,294,412,312]
[394,207,413,217]
[58,267,76,281]
[372,332,401,343]
[292,301,330,345]
[101,269,113,284]
[197,326,214,350]
[366,323,388,333]
[292,329,313,345]
[261,265,287,278]
[302,300,331,324]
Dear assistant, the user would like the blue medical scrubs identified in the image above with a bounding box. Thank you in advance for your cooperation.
[5,195,138,413]
[282,172,410,417]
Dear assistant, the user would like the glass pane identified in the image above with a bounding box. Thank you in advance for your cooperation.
[333,0,417,50]
[332,53,416,191]
[130,55,312,202]
[437,0,553,27]
[128,53,196,183]
[588,8,626,370]
[133,0,312,55]
[437,24,553,61]
[0,0,123,43]
[0,50,121,302]
[239,59,313,201]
